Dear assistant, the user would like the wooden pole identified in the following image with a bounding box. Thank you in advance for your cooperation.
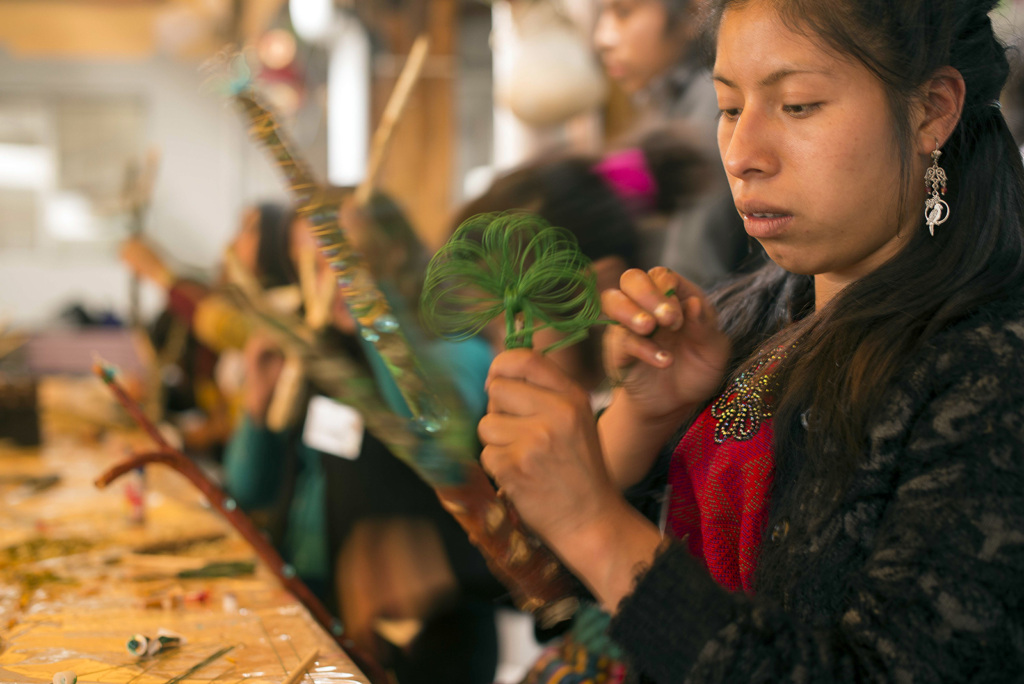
[354,34,430,206]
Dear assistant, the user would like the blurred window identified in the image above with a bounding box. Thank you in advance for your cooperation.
[0,95,145,250]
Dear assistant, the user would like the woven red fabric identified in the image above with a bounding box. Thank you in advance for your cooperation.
[667,404,774,593]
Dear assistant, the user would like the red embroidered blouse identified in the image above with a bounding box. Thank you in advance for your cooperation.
[666,348,786,593]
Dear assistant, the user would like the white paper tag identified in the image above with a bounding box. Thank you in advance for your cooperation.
[302,395,364,460]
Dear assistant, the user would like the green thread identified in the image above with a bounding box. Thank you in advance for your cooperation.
[421,212,603,352]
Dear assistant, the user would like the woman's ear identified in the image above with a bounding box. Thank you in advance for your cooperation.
[917,66,966,153]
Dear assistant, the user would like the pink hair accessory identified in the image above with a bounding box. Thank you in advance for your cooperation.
[592,147,658,213]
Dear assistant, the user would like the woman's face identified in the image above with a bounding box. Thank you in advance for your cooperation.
[594,0,688,95]
[714,2,921,292]
[230,207,262,275]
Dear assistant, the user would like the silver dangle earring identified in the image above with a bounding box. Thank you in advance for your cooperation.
[924,140,949,236]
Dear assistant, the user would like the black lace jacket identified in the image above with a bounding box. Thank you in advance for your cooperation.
[610,297,1024,683]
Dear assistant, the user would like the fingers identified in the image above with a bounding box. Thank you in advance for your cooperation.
[603,267,718,337]
[486,348,578,395]
[602,267,700,334]
[618,328,674,369]
[478,444,512,491]
[478,442,545,499]
[486,376,549,416]
[601,267,721,375]
[624,267,685,330]
[677,291,720,344]
[485,373,591,425]
[478,413,523,449]
[602,288,657,336]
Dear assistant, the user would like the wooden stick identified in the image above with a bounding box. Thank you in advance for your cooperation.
[94,361,172,450]
[283,649,319,684]
[96,451,329,628]
[354,34,430,206]
[123,147,161,328]
[222,249,314,346]
[91,366,389,684]
[96,451,387,683]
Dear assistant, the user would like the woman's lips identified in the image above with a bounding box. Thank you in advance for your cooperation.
[604,64,626,80]
[738,209,794,239]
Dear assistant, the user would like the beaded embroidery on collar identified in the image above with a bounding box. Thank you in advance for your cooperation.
[710,345,792,443]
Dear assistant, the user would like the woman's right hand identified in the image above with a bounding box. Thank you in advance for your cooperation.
[602,267,731,424]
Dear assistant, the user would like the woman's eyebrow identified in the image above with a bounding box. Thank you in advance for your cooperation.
[713,67,832,89]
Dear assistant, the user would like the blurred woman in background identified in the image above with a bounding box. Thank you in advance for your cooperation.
[594,0,753,288]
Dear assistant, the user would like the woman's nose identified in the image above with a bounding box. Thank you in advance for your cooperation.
[721,110,778,181]
[593,13,619,52]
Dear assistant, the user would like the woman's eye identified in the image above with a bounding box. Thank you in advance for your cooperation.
[718,108,741,121]
[608,0,636,19]
[783,103,821,118]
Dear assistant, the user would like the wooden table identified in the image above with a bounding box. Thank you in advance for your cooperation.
[0,436,370,684]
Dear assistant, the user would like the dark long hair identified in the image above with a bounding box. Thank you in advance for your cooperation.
[454,157,642,267]
[454,127,711,269]
[701,0,1024,575]
[254,202,298,289]
[362,191,429,307]
[453,130,709,377]
[660,0,693,28]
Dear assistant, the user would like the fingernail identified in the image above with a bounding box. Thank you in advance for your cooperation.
[633,311,654,329]
[654,302,680,330]
[654,350,672,365]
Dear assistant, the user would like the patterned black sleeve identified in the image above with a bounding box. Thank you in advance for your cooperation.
[609,314,1024,683]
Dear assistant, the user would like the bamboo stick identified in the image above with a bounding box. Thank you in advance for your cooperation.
[91,366,389,684]
[354,34,430,207]
[282,649,319,684]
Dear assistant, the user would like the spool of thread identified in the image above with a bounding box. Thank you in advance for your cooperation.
[52,671,77,684]
[127,632,182,657]
[222,591,239,613]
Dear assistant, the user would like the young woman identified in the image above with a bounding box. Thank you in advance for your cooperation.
[480,0,1024,681]
[595,0,751,287]
[118,202,296,453]
[594,0,693,102]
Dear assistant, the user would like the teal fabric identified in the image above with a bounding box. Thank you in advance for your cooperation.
[359,332,493,420]
[222,336,493,589]
[223,413,329,587]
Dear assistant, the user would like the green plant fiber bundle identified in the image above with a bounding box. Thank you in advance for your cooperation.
[421,212,602,352]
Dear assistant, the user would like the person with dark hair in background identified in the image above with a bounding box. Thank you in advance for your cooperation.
[119,202,296,454]
[455,126,709,401]
[223,193,499,684]
[120,202,297,324]
[594,0,755,288]
[482,0,1024,682]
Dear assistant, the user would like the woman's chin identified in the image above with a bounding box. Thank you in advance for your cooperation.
[761,249,819,277]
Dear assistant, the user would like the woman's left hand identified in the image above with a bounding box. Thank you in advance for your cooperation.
[478,348,623,550]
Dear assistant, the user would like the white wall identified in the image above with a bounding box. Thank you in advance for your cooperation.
[0,50,288,328]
